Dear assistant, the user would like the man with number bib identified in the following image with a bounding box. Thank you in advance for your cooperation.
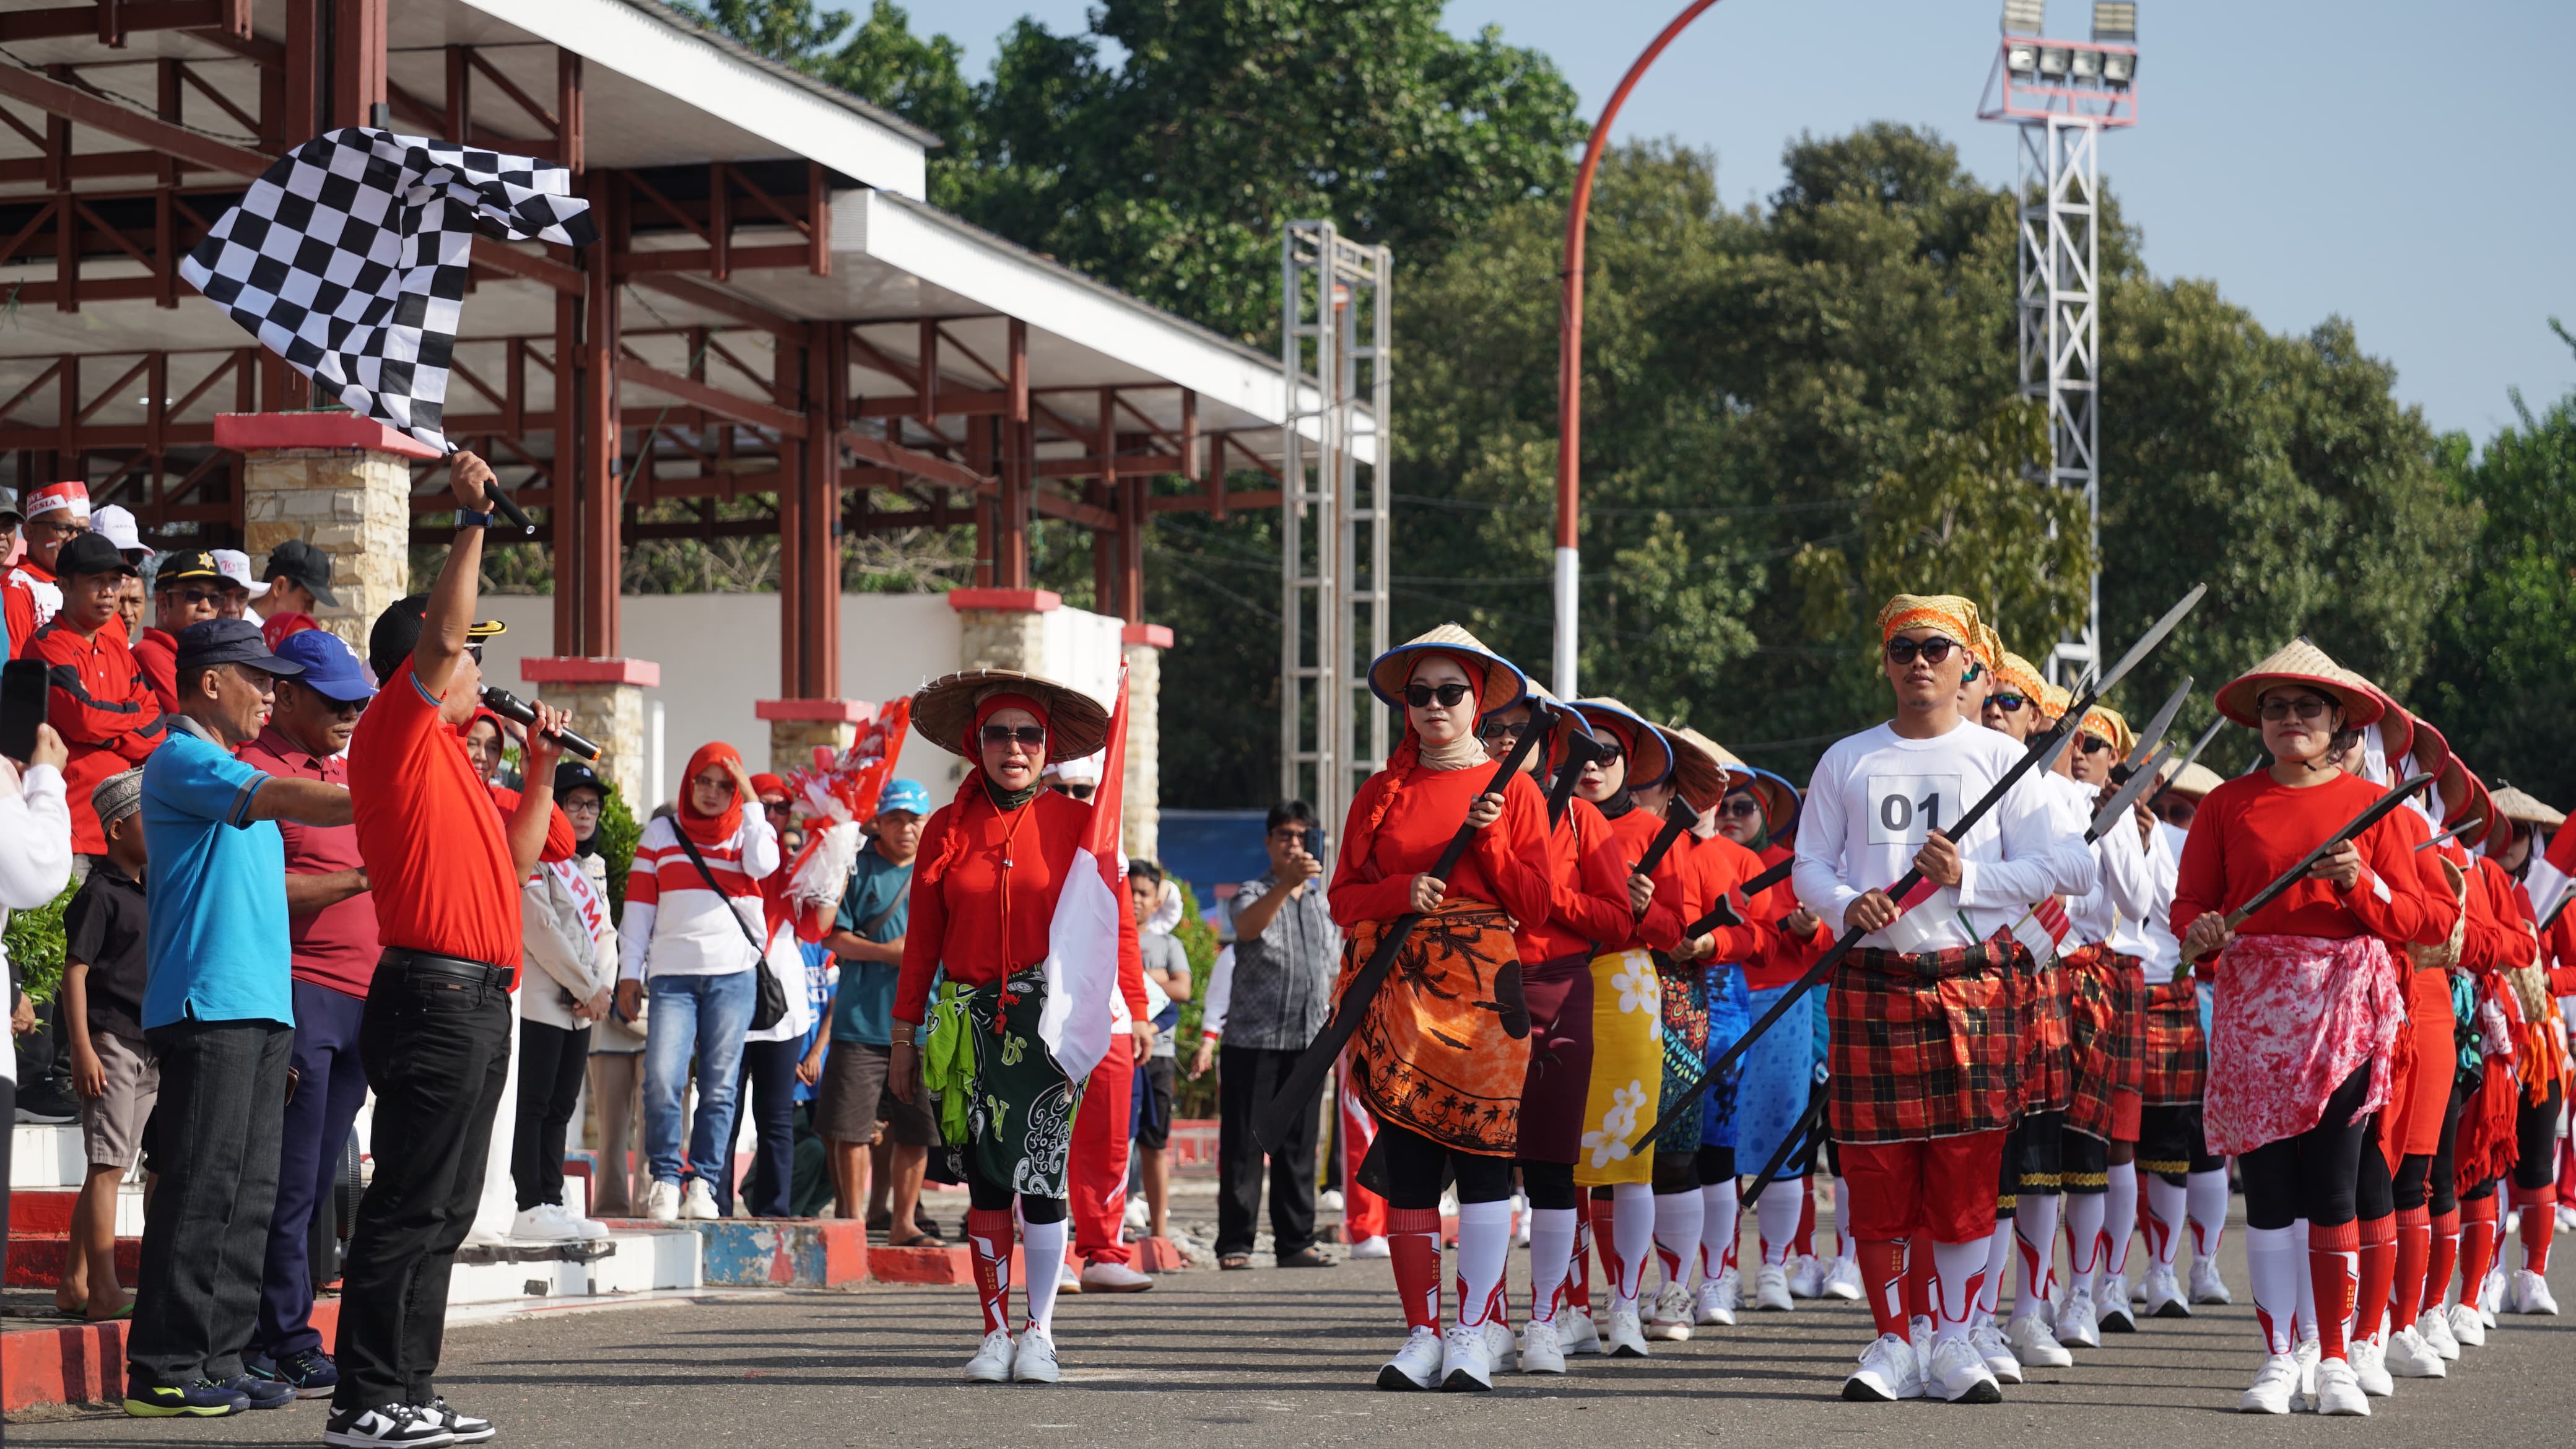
[1793,595,2096,1405]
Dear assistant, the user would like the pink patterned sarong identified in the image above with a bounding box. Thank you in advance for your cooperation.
[2203,931,2403,1157]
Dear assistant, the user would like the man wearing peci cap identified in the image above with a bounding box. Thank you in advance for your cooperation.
[4,480,88,658]
[238,629,381,1399]
[133,551,230,715]
[32,532,163,859]
[123,620,354,1419]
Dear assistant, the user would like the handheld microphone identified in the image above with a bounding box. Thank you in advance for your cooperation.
[482,483,536,536]
[479,686,601,762]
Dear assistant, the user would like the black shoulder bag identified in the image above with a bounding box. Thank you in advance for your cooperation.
[671,827,788,1032]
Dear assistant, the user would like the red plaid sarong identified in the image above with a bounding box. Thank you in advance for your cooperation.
[1829,934,2027,1144]
[2141,976,2207,1105]
[2018,957,2071,1116]
[2060,946,2144,1140]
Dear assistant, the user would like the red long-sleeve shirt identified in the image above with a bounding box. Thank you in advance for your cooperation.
[2473,855,2538,978]
[2171,772,2447,949]
[892,784,1145,1029]
[1741,842,1829,991]
[132,626,179,715]
[32,616,161,853]
[1593,801,1690,954]
[2541,896,2576,996]
[1515,795,1637,962]
[1329,762,1554,931]
[1673,829,1768,967]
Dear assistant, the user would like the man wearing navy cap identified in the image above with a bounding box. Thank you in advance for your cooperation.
[238,628,380,1400]
[124,620,354,1419]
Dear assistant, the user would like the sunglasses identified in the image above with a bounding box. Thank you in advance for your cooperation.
[24,518,86,540]
[1589,744,1625,768]
[1718,796,1764,819]
[1055,782,1095,800]
[1477,718,1530,741]
[982,723,1047,749]
[2258,697,2331,722]
[1989,693,2030,713]
[2076,734,2115,755]
[162,586,224,607]
[1884,636,1959,666]
[1404,681,1474,709]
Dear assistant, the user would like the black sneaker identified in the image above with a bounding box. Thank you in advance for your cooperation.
[124,1377,248,1417]
[251,1346,342,1398]
[417,1397,496,1443]
[324,1403,458,1447]
[220,1372,298,1409]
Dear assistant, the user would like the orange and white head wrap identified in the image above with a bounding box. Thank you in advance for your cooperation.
[1874,594,1988,664]
[2081,703,2133,757]
[2039,681,2073,724]
[1992,650,2048,705]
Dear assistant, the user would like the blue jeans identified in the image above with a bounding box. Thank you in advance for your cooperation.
[642,971,757,1188]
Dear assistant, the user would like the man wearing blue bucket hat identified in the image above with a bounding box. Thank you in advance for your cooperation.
[816,777,941,1240]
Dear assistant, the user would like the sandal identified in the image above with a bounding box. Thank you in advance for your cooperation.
[1277,1245,1340,1269]
[886,1231,947,1249]
[1219,1253,1253,1271]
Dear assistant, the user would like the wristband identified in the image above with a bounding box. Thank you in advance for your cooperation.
[456,507,493,530]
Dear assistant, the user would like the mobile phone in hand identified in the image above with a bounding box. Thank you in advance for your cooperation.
[0,658,47,763]
[1303,827,1325,861]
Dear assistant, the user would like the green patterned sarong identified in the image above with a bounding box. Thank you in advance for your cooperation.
[922,968,1084,1198]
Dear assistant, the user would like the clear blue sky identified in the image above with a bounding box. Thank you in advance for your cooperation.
[918,0,2573,443]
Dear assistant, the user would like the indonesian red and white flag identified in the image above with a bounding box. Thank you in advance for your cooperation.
[2526,823,2576,928]
[2011,895,2074,967]
[1036,663,1131,1083]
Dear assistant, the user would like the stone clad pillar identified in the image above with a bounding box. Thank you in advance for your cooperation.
[522,657,661,804]
[947,586,1057,674]
[216,412,429,655]
[756,698,871,775]
[1120,623,1170,863]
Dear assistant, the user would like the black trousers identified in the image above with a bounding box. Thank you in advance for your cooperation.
[128,1019,294,1388]
[727,1037,801,1218]
[2240,1063,2372,1231]
[334,962,513,1412]
[1215,1043,1320,1260]
[512,1018,591,1212]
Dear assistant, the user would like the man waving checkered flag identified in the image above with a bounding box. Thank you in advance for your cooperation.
[180,127,598,454]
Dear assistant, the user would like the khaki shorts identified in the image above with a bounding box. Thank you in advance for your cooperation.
[814,1040,939,1148]
[78,1029,159,1170]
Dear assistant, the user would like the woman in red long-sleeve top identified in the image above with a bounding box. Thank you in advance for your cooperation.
[2458,786,2569,1316]
[1331,626,1552,1391]
[886,669,1144,1387]
[2171,643,2450,1413]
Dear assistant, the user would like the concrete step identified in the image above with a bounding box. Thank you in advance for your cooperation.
[4,1235,140,1289]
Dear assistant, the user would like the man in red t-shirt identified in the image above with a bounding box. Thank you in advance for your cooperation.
[32,532,162,853]
[328,450,572,1447]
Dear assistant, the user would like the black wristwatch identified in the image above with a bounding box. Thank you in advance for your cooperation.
[456,507,493,530]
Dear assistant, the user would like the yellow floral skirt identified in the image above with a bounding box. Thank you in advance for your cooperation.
[1573,947,1662,1185]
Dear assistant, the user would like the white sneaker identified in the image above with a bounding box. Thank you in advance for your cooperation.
[2560,1204,2576,1232]
[2479,1264,2507,1323]
[1079,1259,1154,1293]
[2417,1306,2460,1360]
[1377,1326,1443,1391]
[1011,1326,1061,1384]
[1604,1299,1650,1357]
[1929,1333,2004,1403]
[1438,1321,1495,1391]
[2448,1300,2486,1347]
[644,1180,682,1223]
[1970,1320,2023,1384]
[2239,1352,2300,1414]
[1786,1251,1826,1298]
[2510,1267,2560,1315]
[964,1328,1016,1383]
[2349,1334,2393,1396]
[2294,1336,2320,1409]
[2188,1258,2233,1305]
[1519,1318,1567,1374]
[1754,1263,1795,1311]
[1056,1259,1083,1295]
[1645,1282,1694,1341]
[2006,1313,2073,1368]
[510,1205,580,1242]
[2095,1273,2136,1333]
[1842,1332,1925,1402]
[1320,1189,1347,1212]
[1348,1234,1391,1260]
[2054,1286,2101,1348]
[1559,1308,1604,1355]
[1694,1270,1739,1326]
[1910,1316,1936,1386]
[2384,1324,2446,1378]
[2312,1356,2370,1416]
[680,1179,720,1221]
[1484,1318,1518,1373]
[2138,1264,2190,1318]
[1821,1253,1864,1300]
[1123,1197,1150,1230]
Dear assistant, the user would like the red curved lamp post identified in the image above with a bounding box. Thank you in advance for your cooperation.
[1554,0,1723,698]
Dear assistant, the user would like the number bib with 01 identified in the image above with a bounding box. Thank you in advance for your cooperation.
[1865,773,1962,847]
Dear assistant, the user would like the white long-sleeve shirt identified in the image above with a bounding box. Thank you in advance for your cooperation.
[2136,824,2185,985]
[2064,778,2158,955]
[0,759,72,1088]
[1795,718,2096,954]
[618,813,781,981]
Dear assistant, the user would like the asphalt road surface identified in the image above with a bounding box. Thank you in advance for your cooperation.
[19,1227,2574,1448]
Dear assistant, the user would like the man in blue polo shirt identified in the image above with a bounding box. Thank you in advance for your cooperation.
[124,619,352,1421]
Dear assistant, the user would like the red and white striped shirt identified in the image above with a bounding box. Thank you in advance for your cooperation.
[617,813,781,981]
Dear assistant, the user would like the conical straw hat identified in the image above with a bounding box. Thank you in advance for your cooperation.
[1656,724,1734,813]
[2213,638,2385,729]
[1366,622,1528,716]
[2489,785,2566,829]
[1567,696,1673,790]
[911,668,1110,762]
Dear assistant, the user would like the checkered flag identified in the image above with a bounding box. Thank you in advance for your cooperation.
[180,127,598,455]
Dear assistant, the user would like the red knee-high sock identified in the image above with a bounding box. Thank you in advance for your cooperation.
[1389,1207,1444,1333]
[2514,1185,2556,1273]
[2391,1205,2432,1328]
[1904,1238,1935,1326]
[2308,1219,2360,1361]
[2427,1207,2461,1311]
[2354,1214,2396,1344]
[1858,1238,1910,1339]
[1568,1206,1595,1313]
[1794,1176,1819,1258]
[967,1208,1016,1336]
[2458,1197,2500,1305]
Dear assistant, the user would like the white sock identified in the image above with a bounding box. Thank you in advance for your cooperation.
[2103,1162,2138,1279]
[1021,1217,1069,1332]
[2246,1224,2299,1355]
[1526,1206,1578,1325]
[2292,1218,2315,1343]
[1833,1178,1853,1260]
[1611,1182,1655,1304]
[1698,1179,1740,1279]
[1455,1200,1512,1328]
[1932,1237,1991,1342]
[1651,1189,1704,1292]
[1756,1178,1802,1265]
[2187,1167,2229,1264]
[2145,1174,2188,1270]
[2013,1193,2061,1321]
[2065,1191,2107,1285]
[1977,1218,2014,1318]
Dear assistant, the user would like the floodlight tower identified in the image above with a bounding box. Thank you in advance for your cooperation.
[1980,1,2138,684]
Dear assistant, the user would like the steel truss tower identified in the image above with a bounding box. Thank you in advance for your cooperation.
[1279,222,1393,850]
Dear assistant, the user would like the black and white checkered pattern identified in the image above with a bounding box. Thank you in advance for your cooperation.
[180,127,598,454]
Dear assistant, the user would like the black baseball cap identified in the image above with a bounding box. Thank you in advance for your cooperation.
[368,594,507,679]
[54,531,137,578]
[157,549,225,586]
[554,760,607,798]
[175,618,305,679]
[262,539,339,606]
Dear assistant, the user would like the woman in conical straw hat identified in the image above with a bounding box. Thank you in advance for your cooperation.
[1336,624,1556,1392]
[886,668,1147,1386]
[2174,638,2456,1415]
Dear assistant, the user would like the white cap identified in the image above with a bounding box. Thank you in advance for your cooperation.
[1045,755,1102,785]
[91,503,145,558]
[210,547,271,598]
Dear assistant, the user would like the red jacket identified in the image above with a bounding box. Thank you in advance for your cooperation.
[31,616,161,852]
